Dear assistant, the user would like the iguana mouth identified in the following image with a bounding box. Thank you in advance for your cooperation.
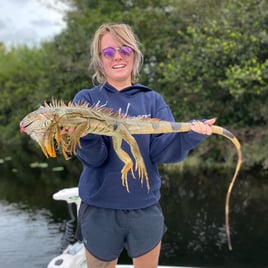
[19,120,33,133]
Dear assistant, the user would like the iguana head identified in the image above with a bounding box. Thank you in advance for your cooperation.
[19,106,60,158]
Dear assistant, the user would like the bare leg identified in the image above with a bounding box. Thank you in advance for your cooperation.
[133,242,161,268]
[85,248,117,268]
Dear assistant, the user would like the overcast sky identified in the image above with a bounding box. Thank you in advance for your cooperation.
[0,0,69,47]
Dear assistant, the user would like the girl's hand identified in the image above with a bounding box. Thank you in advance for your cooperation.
[60,127,87,137]
[191,118,216,135]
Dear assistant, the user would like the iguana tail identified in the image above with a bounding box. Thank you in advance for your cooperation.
[211,125,242,251]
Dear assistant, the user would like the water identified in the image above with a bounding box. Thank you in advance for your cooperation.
[0,202,62,268]
[0,148,268,267]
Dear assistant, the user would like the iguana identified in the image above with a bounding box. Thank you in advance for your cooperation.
[19,99,242,250]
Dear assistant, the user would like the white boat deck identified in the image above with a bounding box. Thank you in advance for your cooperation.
[116,264,197,268]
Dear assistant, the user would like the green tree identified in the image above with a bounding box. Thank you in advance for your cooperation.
[1,0,267,169]
[157,0,268,127]
[0,45,54,144]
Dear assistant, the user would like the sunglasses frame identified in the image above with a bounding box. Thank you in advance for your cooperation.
[101,46,133,59]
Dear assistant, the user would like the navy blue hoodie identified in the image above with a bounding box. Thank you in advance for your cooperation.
[73,83,207,209]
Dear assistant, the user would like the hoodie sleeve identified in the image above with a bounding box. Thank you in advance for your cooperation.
[72,89,108,167]
[75,134,108,167]
[149,96,207,164]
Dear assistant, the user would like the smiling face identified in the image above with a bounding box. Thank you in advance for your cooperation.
[100,32,135,90]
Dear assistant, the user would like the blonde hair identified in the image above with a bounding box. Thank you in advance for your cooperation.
[89,23,143,84]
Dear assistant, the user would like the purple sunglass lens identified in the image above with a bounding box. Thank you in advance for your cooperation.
[119,46,132,56]
[103,48,116,58]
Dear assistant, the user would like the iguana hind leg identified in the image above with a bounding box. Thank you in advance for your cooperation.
[112,124,150,192]
[112,134,135,192]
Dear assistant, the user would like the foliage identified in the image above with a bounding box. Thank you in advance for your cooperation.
[0,45,53,144]
[0,0,267,169]
[157,0,268,127]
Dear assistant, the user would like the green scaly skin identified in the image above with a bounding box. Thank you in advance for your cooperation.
[20,99,242,250]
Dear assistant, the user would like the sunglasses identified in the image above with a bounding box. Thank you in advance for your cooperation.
[102,46,133,59]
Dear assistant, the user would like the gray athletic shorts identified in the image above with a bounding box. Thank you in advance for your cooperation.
[76,202,166,261]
